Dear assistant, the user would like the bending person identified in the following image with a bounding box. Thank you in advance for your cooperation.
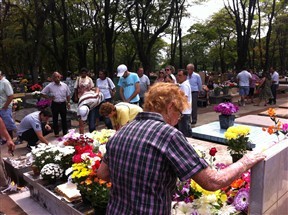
[77,88,104,134]
[97,82,266,214]
[17,109,52,150]
[99,102,142,131]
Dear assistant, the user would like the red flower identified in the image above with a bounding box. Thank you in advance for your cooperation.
[209,147,217,156]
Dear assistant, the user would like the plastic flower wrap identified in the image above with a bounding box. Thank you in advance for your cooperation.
[224,125,250,155]
[214,102,239,115]
[262,108,288,140]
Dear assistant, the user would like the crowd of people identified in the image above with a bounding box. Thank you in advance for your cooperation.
[0,64,277,213]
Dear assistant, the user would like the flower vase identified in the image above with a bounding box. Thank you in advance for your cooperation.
[93,206,107,215]
[219,114,235,129]
[231,154,243,163]
[31,165,40,177]
[214,89,221,96]
[222,88,229,95]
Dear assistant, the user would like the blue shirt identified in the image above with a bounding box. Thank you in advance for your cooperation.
[118,72,140,103]
[187,72,202,92]
[103,112,208,214]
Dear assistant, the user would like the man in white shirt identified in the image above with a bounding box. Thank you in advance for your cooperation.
[177,69,193,137]
[269,67,279,105]
[236,68,252,106]
[187,63,202,124]
[137,67,150,107]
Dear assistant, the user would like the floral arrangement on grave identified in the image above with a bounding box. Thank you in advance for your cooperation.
[40,163,64,183]
[172,147,251,214]
[214,102,239,116]
[12,98,23,111]
[36,99,51,110]
[224,125,251,162]
[262,108,288,141]
[30,83,43,99]
[27,143,75,180]
[63,129,116,209]
[213,86,222,96]
[30,83,42,92]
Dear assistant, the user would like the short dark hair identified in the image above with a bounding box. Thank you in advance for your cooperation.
[80,67,88,73]
[40,109,52,117]
[178,69,188,76]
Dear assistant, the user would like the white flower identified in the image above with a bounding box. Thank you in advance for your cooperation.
[98,144,107,155]
[172,202,194,215]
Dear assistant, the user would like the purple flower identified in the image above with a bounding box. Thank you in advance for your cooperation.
[36,99,51,109]
[214,102,239,115]
[282,123,288,132]
[233,188,250,211]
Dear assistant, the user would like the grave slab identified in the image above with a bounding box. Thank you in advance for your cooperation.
[235,114,288,127]
[192,121,286,151]
[258,108,288,119]
[279,101,288,109]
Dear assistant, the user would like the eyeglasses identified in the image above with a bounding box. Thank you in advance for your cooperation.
[165,69,170,71]
[159,72,164,74]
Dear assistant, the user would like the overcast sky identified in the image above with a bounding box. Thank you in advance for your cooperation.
[181,0,226,35]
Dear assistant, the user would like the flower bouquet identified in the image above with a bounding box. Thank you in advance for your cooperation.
[224,125,251,162]
[36,99,51,110]
[172,147,251,215]
[262,108,288,142]
[214,102,239,129]
[30,83,42,92]
[12,98,23,111]
[63,129,115,209]
[40,163,64,183]
[27,143,75,178]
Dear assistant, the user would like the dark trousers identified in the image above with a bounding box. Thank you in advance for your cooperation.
[178,114,193,137]
[91,100,113,132]
[20,124,50,146]
[269,84,278,104]
[191,91,199,123]
[51,101,68,135]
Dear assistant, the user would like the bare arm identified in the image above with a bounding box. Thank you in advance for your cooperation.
[192,152,265,191]
[119,87,125,101]
[2,95,14,110]
[127,82,140,102]
[35,130,49,145]
[0,118,15,152]
[97,161,110,182]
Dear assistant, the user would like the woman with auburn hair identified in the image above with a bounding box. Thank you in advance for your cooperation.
[97,82,265,215]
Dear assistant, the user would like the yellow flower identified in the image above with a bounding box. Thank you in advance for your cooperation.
[190,180,221,197]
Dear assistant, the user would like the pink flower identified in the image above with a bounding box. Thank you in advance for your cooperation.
[214,102,239,115]
[282,123,288,132]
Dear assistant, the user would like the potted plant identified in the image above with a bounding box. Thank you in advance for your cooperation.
[224,125,251,162]
[214,102,239,129]
[213,86,222,96]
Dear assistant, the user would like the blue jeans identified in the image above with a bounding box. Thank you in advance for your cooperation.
[0,108,16,136]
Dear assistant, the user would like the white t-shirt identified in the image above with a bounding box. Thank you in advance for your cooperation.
[96,78,115,99]
[138,75,150,98]
[237,70,252,87]
[271,71,279,84]
[179,80,192,114]
[0,77,14,109]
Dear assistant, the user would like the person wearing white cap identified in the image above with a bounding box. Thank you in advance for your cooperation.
[117,64,140,105]
[77,87,104,134]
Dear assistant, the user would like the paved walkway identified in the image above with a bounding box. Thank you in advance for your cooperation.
[1,92,287,215]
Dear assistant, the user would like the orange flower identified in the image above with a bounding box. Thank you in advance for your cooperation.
[262,127,266,131]
[267,126,274,135]
[268,108,276,118]
[98,179,107,185]
[231,179,244,188]
[85,178,92,185]
[106,182,112,188]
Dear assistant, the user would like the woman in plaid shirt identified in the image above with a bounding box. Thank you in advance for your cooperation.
[98,82,266,214]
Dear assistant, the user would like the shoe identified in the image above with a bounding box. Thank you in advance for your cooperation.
[14,137,22,145]
[54,134,60,137]
[191,121,197,125]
